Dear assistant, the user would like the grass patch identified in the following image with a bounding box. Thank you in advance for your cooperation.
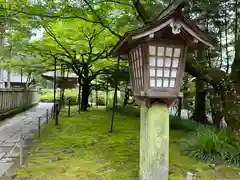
[14,108,240,179]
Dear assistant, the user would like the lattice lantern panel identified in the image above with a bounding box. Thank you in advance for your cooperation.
[148,45,182,89]
[129,45,144,90]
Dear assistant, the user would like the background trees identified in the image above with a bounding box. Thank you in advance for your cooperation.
[1,0,240,128]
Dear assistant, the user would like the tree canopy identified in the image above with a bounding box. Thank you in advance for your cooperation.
[1,0,240,126]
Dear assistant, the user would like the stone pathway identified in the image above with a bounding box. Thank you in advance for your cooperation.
[0,103,53,177]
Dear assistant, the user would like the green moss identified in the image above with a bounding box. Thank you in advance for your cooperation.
[13,108,240,180]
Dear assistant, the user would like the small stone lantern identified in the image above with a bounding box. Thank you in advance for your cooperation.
[112,1,214,180]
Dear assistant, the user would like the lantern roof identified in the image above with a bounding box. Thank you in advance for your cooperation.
[41,71,78,89]
[42,70,78,79]
[112,1,215,57]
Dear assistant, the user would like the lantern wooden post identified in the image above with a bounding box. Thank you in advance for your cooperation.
[147,102,169,179]
[139,99,170,180]
[139,100,148,179]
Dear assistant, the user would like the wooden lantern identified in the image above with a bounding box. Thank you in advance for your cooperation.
[42,71,78,89]
[128,42,186,104]
[57,78,78,89]
[112,2,214,106]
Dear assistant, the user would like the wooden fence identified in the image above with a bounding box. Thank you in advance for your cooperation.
[0,88,39,113]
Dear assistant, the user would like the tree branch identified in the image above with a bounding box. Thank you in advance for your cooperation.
[82,0,122,39]
[185,59,225,89]
[131,0,150,24]
[91,47,112,63]
[89,0,134,8]
[43,26,75,60]
[0,7,99,23]
[84,27,106,54]
[89,69,103,81]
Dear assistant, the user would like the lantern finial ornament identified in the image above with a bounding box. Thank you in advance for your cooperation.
[170,21,181,34]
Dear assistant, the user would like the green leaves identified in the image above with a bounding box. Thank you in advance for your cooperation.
[0,0,167,80]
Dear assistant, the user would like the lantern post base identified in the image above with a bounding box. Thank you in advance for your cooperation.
[140,102,169,180]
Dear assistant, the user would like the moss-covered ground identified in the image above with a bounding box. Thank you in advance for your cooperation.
[14,108,240,179]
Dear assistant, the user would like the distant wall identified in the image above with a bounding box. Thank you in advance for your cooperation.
[0,88,39,113]
[0,81,4,88]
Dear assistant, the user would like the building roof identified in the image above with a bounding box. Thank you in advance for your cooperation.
[112,1,214,56]
[41,71,78,89]
[2,70,30,83]
[42,71,78,79]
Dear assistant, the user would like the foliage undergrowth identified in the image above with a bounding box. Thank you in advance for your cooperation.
[14,107,240,180]
[40,89,121,107]
[183,126,240,166]
[96,96,105,106]
[113,105,140,117]
[114,106,198,133]
[40,90,78,105]
[170,116,198,132]
[40,92,60,102]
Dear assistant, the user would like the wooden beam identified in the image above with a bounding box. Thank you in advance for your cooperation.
[132,18,174,40]
[180,22,213,48]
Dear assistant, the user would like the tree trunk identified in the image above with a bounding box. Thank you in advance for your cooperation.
[106,87,109,108]
[210,91,223,127]
[177,97,182,118]
[194,79,206,124]
[96,88,98,108]
[78,81,81,113]
[81,80,90,111]
[123,86,130,106]
[194,47,206,124]
[90,90,93,106]
[218,22,223,69]
[81,65,90,111]
[60,65,65,108]
[224,0,230,73]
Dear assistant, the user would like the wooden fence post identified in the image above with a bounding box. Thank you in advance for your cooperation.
[46,109,48,124]
[38,117,41,137]
[20,131,24,166]
[68,99,71,117]
[55,103,59,125]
